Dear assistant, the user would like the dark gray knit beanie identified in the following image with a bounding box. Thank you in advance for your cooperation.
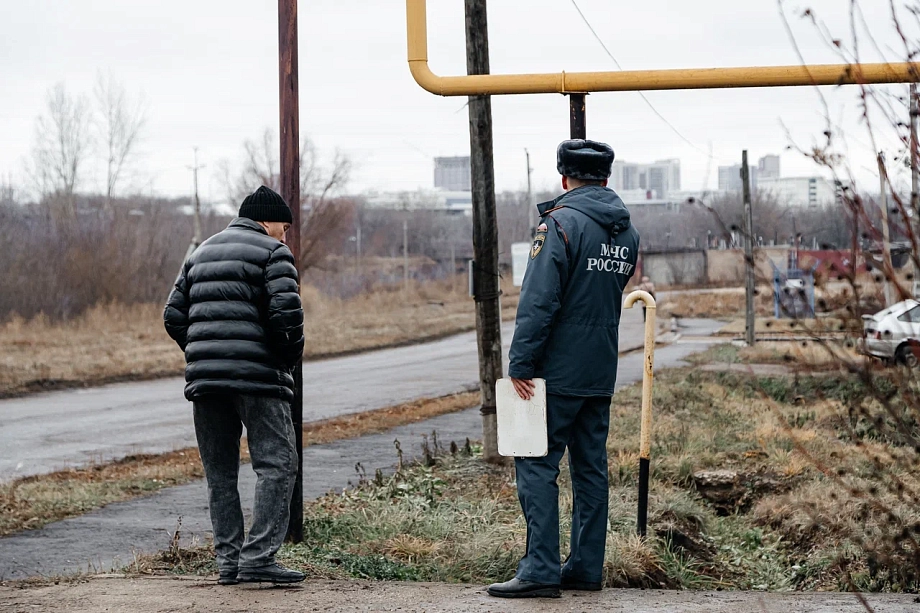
[239,185,293,224]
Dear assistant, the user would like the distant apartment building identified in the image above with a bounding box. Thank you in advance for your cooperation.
[718,155,780,192]
[758,176,837,207]
[610,159,680,200]
[718,164,746,192]
[718,164,762,192]
[434,156,471,191]
[758,154,780,179]
[363,189,472,215]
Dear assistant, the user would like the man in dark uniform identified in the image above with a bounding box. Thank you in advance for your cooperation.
[488,140,639,599]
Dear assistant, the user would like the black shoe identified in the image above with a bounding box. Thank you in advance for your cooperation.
[237,563,305,584]
[487,577,561,599]
[561,578,602,591]
[217,569,238,585]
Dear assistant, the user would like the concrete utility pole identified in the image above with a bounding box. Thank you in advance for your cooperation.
[465,0,501,462]
[741,151,755,346]
[878,151,893,307]
[278,0,303,543]
[188,147,205,247]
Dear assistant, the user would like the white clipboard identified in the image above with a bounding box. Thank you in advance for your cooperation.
[496,378,548,457]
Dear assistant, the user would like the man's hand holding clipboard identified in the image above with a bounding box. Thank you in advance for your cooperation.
[495,378,547,458]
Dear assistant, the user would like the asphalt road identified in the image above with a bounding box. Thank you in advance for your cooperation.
[0,309,652,481]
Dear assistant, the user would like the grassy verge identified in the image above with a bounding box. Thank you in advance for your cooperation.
[687,340,865,371]
[136,354,920,593]
[0,392,478,537]
[660,285,861,321]
[0,277,519,398]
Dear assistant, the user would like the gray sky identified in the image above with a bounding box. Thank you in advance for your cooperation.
[0,0,913,202]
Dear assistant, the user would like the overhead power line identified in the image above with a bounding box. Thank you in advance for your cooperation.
[568,0,717,161]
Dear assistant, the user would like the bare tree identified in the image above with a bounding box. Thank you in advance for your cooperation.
[220,128,352,269]
[29,83,93,216]
[94,73,147,208]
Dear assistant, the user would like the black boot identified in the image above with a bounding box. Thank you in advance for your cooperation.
[487,577,561,598]
[218,569,238,586]
[237,563,306,584]
[561,578,602,591]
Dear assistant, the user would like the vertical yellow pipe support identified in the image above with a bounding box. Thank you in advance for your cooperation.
[624,289,656,536]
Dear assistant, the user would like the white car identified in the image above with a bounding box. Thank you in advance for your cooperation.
[862,299,920,367]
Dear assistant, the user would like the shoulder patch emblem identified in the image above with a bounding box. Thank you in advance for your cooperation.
[536,222,548,233]
[531,233,546,259]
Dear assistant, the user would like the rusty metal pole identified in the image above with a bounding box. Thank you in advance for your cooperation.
[279,0,303,543]
[569,93,586,139]
[465,0,502,462]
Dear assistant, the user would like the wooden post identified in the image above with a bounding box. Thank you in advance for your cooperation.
[879,152,893,306]
[911,84,919,295]
[741,151,755,345]
[278,0,303,543]
[465,0,501,462]
[624,290,656,537]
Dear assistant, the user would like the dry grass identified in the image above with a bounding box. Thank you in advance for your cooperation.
[299,277,519,358]
[688,340,866,374]
[301,392,478,447]
[248,358,917,591]
[738,340,863,369]
[0,277,519,398]
[659,288,773,319]
[716,317,856,337]
[660,283,871,321]
[0,391,478,537]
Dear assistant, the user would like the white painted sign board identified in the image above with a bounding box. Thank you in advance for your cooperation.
[511,242,531,287]
[496,378,548,457]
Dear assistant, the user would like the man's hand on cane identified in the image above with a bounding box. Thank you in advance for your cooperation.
[511,378,536,400]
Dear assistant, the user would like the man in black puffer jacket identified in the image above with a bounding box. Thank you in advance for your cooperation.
[164,185,305,585]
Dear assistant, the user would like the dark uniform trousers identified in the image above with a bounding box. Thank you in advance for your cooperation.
[514,393,611,585]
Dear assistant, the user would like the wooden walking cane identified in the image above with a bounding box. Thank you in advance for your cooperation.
[623,290,656,537]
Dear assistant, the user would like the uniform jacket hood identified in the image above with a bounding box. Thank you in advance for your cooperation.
[538,185,631,236]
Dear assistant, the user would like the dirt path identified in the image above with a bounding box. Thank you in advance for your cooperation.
[0,320,724,580]
[3,575,918,613]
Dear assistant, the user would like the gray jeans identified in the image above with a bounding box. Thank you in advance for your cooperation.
[193,394,298,572]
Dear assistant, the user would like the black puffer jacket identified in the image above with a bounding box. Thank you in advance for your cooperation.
[164,217,305,402]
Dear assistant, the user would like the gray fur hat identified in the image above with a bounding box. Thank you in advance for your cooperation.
[556,139,615,181]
